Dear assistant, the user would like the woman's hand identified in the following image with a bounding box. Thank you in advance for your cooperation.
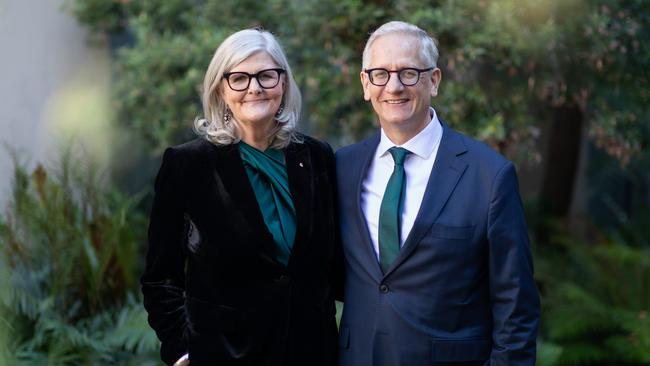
[173,354,189,366]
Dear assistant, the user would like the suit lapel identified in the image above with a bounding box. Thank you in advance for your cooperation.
[211,143,278,262]
[353,132,385,280]
[384,123,468,276]
[285,141,314,268]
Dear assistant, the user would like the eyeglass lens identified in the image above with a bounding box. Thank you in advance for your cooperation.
[368,68,430,86]
[226,69,282,91]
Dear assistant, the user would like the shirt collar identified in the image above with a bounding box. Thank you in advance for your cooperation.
[377,107,442,159]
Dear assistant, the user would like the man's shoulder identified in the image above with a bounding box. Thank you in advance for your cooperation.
[442,123,510,168]
[335,131,379,160]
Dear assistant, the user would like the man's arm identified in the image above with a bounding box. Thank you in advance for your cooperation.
[487,162,540,365]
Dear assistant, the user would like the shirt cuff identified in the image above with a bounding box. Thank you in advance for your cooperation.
[173,353,189,366]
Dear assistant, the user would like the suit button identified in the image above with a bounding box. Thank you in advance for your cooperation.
[275,274,289,283]
[379,284,389,293]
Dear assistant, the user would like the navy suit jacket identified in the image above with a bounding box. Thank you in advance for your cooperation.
[336,121,540,366]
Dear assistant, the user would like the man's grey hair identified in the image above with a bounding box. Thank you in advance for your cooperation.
[362,21,439,69]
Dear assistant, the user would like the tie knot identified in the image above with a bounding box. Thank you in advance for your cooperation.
[388,147,410,166]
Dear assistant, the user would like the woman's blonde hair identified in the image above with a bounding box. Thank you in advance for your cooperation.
[195,28,302,148]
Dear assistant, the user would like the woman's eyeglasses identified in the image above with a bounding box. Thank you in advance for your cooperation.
[223,68,285,91]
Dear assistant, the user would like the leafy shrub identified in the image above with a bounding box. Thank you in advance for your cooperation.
[0,148,159,365]
[68,0,650,166]
[535,237,650,365]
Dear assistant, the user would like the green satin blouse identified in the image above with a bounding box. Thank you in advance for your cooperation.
[239,142,296,266]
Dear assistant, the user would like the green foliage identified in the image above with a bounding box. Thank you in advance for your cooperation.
[410,0,650,163]
[67,0,650,168]
[102,0,389,152]
[535,236,650,365]
[114,23,223,150]
[64,0,127,35]
[61,1,650,364]
[586,140,650,243]
[0,148,159,364]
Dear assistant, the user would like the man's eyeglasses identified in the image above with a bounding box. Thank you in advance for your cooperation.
[364,67,434,86]
[223,68,285,91]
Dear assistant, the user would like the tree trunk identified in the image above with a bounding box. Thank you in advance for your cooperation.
[536,102,584,242]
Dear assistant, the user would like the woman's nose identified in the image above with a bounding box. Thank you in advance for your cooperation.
[247,77,263,93]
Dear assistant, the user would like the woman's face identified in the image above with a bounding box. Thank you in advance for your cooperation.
[221,51,285,131]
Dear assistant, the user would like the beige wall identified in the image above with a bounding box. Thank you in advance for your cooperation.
[0,0,111,207]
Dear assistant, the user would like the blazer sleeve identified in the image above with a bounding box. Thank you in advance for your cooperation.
[141,147,189,366]
[487,162,540,365]
[323,141,345,302]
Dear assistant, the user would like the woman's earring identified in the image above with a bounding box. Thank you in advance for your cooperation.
[275,103,284,118]
[223,107,231,126]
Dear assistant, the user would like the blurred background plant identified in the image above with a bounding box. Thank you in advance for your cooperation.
[70,0,650,228]
[0,146,158,365]
[0,0,647,364]
[533,222,650,365]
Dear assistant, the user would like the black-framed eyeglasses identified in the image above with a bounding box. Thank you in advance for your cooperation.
[364,67,434,86]
[223,68,285,91]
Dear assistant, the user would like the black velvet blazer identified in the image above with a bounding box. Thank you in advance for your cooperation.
[141,135,342,366]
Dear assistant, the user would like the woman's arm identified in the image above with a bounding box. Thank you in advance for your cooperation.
[141,147,190,365]
[322,140,345,302]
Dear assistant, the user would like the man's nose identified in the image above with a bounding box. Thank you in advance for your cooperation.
[384,73,404,93]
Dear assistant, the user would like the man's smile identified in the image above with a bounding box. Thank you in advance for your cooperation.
[384,98,409,104]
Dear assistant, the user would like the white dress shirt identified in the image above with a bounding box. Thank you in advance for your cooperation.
[361,107,443,260]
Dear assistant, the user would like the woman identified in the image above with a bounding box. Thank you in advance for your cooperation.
[141,28,342,366]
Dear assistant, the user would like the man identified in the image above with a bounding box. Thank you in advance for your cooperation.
[336,21,540,366]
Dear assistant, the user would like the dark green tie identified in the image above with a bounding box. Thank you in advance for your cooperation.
[378,147,411,273]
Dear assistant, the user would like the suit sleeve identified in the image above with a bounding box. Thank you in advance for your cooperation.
[487,162,540,365]
[141,147,189,366]
[323,142,345,302]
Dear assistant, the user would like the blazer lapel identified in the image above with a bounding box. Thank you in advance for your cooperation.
[384,124,468,276]
[211,144,278,263]
[285,141,313,267]
[353,132,385,280]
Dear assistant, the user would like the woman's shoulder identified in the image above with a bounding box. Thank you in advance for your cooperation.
[159,138,222,175]
[168,137,216,156]
[165,137,226,162]
[292,133,333,155]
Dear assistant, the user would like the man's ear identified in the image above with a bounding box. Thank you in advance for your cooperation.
[430,68,442,98]
[361,71,371,101]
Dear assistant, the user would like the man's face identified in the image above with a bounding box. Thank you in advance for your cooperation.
[361,33,441,134]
